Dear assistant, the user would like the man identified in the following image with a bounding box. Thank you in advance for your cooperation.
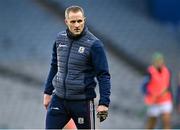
[141,53,173,129]
[43,5,111,129]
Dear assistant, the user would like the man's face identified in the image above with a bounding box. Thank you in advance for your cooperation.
[65,11,85,36]
[153,58,164,69]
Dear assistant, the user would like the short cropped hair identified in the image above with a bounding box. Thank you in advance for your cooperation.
[152,52,164,62]
[65,5,85,19]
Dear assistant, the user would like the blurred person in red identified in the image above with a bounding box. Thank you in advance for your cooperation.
[64,119,77,129]
[141,52,173,129]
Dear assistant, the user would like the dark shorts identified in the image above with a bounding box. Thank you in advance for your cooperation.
[45,94,95,129]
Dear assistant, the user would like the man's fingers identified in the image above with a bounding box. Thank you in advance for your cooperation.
[43,99,50,110]
[43,102,49,110]
[44,104,48,110]
[43,94,51,110]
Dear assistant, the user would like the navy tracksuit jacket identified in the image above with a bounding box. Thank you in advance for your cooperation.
[44,27,111,129]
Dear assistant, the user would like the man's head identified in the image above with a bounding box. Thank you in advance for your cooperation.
[65,6,85,36]
[152,52,165,69]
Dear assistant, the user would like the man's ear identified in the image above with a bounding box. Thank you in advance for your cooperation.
[65,19,68,25]
[84,17,86,22]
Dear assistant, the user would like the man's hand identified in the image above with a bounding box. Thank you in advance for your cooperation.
[97,105,108,122]
[152,88,169,103]
[161,88,168,96]
[43,94,51,110]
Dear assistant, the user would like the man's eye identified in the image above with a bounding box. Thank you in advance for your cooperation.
[77,20,82,23]
[70,21,76,23]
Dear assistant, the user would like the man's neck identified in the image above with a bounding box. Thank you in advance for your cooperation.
[66,27,86,40]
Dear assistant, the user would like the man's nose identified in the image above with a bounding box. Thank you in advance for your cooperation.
[74,22,80,27]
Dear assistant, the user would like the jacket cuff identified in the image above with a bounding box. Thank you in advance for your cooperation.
[44,90,52,95]
[98,102,109,108]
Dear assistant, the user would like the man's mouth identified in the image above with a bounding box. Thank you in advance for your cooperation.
[74,29,80,32]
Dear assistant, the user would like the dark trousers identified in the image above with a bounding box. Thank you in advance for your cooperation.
[45,94,95,129]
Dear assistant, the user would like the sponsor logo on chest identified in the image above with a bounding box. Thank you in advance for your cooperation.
[58,44,67,48]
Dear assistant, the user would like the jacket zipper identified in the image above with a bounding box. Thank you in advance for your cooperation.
[64,41,73,99]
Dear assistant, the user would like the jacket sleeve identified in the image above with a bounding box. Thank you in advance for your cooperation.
[141,74,150,95]
[44,42,57,95]
[91,40,111,107]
